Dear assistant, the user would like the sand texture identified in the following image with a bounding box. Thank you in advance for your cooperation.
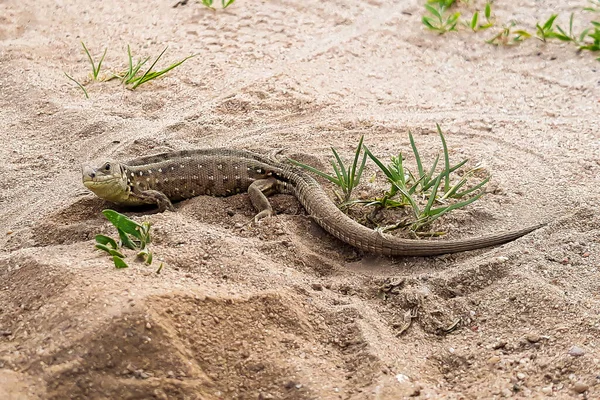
[1,0,599,398]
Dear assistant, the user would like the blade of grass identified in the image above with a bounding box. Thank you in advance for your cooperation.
[455,176,490,198]
[423,175,442,215]
[436,123,451,192]
[471,11,479,31]
[429,192,484,218]
[130,48,196,89]
[331,148,348,185]
[288,158,341,185]
[81,42,107,79]
[408,131,425,185]
[64,72,89,98]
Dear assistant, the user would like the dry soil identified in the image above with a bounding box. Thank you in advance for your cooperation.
[1,0,599,399]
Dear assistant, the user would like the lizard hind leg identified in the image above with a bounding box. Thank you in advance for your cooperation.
[247,178,279,222]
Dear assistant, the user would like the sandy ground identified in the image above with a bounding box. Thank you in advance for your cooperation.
[1,0,599,398]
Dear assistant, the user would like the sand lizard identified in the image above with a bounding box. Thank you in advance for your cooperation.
[82,148,544,256]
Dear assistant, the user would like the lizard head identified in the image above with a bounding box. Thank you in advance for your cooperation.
[82,161,130,203]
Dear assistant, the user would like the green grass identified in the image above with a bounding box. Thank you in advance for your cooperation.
[291,125,490,234]
[95,209,155,269]
[467,3,493,32]
[485,21,531,46]
[112,46,196,89]
[361,125,488,232]
[289,136,367,203]
[422,1,600,61]
[201,0,236,9]
[585,0,600,13]
[64,72,89,99]
[422,1,461,34]
[81,41,107,80]
[65,44,195,97]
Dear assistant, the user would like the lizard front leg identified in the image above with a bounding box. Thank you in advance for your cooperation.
[130,188,176,212]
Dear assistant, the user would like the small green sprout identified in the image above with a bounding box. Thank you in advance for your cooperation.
[289,136,367,203]
[468,3,494,31]
[553,13,589,43]
[422,1,461,34]
[202,0,215,9]
[486,21,531,45]
[66,44,195,97]
[94,209,155,268]
[81,42,107,80]
[112,46,195,89]
[535,14,560,42]
[201,0,235,9]
[579,22,600,53]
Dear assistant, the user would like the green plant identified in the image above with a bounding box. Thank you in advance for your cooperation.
[584,0,600,13]
[486,21,531,45]
[553,13,590,43]
[81,42,107,80]
[535,14,560,42]
[579,21,600,55]
[64,72,89,99]
[291,126,489,233]
[362,125,488,231]
[468,2,494,31]
[113,46,195,89]
[95,209,154,268]
[289,136,367,203]
[201,0,215,10]
[201,0,235,9]
[66,44,195,97]
[422,1,461,34]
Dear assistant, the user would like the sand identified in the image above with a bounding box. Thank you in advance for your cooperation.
[1,0,599,398]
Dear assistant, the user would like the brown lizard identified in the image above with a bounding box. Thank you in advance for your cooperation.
[82,148,544,256]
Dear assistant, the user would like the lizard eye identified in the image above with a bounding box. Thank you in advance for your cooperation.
[104,163,111,171]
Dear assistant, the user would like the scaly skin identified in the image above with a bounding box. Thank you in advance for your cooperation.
[82,148,545,256]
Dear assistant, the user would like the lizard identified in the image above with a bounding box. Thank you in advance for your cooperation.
[81,148,545,257]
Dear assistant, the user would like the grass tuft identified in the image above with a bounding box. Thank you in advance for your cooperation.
[289,136,367,203]
[81,42,107,80]
[66,44,195,97]
[291,125,490,234]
